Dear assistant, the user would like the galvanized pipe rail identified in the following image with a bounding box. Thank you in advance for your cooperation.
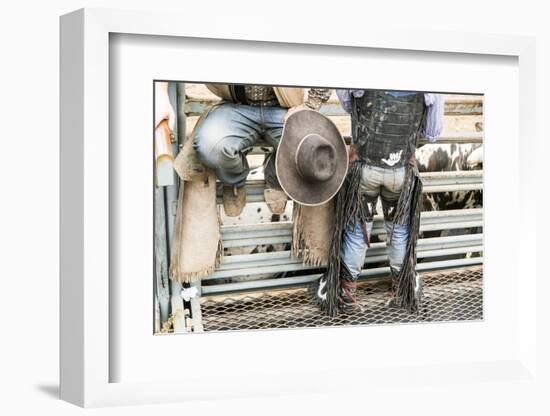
[216,171,483,204]
[184,94,483,117]
[202,207,484,296]
[209,247,483,279]
[246,132,483,154]
[221,208,482,248]
[201,257,484,295]
[206,233,483,280]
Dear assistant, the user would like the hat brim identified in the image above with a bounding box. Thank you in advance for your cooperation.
[276,110,348,206]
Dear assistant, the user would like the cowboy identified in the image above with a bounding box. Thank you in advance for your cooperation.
[154,83,331,216]
[313,90,444,317]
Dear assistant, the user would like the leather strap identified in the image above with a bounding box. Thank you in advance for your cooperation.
[232,84,249,105]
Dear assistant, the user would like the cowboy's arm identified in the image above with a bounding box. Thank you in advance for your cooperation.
[304,88,332,110]
[335,89,354,114]
[154,82,176,129]
[283,88,332,122]
[421,93,445,143]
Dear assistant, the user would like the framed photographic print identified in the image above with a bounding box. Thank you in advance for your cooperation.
[60,7,538,408]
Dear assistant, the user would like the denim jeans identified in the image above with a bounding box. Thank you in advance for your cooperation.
[341,165,410,280]
[193,102,287,188]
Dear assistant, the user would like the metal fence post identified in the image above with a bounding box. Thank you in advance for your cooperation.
[154,182,170,326]
[166,82,188,333]
[190,281,204,332]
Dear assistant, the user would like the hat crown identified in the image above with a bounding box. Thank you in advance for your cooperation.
[295,134,337,183]
[276,109,348,206]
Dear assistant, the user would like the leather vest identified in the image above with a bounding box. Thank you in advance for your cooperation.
[351,91,425,168]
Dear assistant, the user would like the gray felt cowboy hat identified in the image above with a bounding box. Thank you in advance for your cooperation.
[275,109,348,206]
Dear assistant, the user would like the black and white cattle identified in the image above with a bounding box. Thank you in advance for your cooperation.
[416,143,483,212]
[415,142,483,251]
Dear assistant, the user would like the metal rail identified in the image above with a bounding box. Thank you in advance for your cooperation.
[185,95,483,117]
[417,132,483,145]
[206,245,483,281]
[217,171,483,203]
[208,234,483,279]
[221,208,483,248]
[220,232,482,265]
[202,209,484,295]
[201,257,484,295]
[247,132,483,156]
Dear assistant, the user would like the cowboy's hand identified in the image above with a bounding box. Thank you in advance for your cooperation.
[283,104,309,123]
[155,82,176,130]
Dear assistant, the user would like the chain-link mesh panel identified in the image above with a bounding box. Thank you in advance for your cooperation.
[200,266,482,332]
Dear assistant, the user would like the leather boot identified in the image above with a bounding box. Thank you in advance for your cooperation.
[385,270,423,309]
[263,188,288,215]
[223,185,246,217]
[339,265,362,311]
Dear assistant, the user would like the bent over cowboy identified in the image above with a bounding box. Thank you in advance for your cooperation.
[155,83,332,283]
[173,84,331,216]
[312,90,444,317]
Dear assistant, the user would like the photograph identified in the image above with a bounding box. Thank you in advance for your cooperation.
[153,82,484,334]
[1,0,540,412]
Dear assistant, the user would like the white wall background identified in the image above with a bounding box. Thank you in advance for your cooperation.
[0,1,548,415]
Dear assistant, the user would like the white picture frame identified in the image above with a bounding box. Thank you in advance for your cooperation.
[60,7,538,408]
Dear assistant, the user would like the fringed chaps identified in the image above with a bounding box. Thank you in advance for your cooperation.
[387,160,423,313]
[169,172,224,283]
[313,159,423,317]
[312,161,364,317]
[169,107,224,283]
[291,201,334,267]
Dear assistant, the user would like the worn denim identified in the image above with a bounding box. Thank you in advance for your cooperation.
[341,165,410,280]
[193,102,287,188]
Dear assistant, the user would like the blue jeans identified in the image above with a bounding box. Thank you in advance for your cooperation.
[193,102,287,188]
[341,165,409,280]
